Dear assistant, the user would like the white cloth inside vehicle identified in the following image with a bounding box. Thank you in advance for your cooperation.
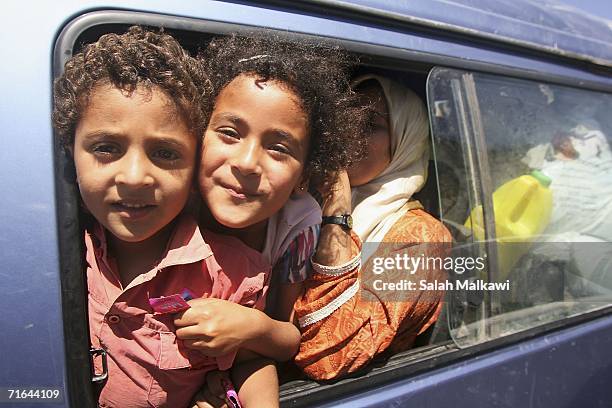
[522,125,612,290]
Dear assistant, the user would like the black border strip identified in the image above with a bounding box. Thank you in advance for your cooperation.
[51,9,612,408]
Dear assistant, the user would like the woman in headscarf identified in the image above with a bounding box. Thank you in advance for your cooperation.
[294,74,452,380]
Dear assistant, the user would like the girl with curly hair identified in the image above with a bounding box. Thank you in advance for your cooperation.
[180,34,368,406]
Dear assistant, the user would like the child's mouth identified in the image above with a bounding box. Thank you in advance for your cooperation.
[111,202,156,219]
[226,188,248,200]
[223,184,261,200]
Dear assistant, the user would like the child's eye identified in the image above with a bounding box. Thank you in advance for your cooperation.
[270,144,291,155]
[217,127,240,140]
[152,149,180,161]
[91,143,121,156]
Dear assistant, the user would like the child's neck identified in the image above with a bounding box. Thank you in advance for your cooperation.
[200,207,268,252]
[108,223,174,288]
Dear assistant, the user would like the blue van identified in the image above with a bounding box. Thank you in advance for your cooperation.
[2,1,612,407]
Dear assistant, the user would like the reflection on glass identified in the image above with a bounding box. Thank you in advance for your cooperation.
[428,68,612,347]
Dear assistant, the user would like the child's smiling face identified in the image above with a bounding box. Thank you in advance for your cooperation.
[199,74,309,231]
[73,84,197,243]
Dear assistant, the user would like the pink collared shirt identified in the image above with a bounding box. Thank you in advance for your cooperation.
[86,215,270,408]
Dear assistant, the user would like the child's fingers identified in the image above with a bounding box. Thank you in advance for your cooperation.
[182,339,227,357]
[190,389,225,408]
[190,398,215,408]
[175,325,214,340]
[174,298,217,326]
[174,326,230,357]
[173,308,200,327]
[173,310,189,327]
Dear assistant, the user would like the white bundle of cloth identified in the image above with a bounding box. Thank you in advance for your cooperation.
[522,124,612,291]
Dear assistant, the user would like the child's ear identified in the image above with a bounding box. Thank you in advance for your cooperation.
[293,175,310,195]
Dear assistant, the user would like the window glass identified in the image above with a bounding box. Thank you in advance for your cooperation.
[428,67,612,346]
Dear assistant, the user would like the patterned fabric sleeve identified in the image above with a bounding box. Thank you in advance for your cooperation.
[273,224,321,284]
[294,208,452,380]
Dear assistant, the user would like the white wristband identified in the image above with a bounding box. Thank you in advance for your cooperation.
[298,279,360,327]
[311,252,361,276]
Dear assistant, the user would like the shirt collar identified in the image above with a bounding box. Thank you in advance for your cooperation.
[86,214,212,274]
[160,214,212,268]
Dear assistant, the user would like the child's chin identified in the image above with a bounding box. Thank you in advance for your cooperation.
[105,225,159,243]
[110,232,151,243]
[218,218,252,229]
[215,212,261,230]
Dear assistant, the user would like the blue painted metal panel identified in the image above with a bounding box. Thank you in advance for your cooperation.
[328,0,612,67]
[318,315,612,407]
[1,3,71,406]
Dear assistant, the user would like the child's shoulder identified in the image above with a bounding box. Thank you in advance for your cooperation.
[265,192,322,264]
[280,192,322,221]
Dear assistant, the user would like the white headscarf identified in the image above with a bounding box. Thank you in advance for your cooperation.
[351,74,430,243]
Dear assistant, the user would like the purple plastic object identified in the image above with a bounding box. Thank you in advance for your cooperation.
[148,288,195,314]
[222,378,242,408]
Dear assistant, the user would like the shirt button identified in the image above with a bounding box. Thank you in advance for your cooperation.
[107,314,121,324]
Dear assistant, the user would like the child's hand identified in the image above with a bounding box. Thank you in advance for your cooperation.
[190,370,231,408]
[174,298,260,357]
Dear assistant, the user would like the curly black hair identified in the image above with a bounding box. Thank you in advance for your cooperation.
[53,26,210,147]
[200,34,368,186]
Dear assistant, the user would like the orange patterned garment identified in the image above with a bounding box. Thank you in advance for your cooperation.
[294,207,452,380]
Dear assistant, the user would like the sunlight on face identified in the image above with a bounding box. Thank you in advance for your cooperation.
[199,74,309,235]
[73,84,196,243]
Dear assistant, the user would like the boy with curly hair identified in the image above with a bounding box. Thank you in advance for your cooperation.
[53,26,280,408]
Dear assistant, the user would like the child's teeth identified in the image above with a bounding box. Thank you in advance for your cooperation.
[123,203,146,208]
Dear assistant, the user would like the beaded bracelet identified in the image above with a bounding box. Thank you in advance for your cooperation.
[311,252,361,276]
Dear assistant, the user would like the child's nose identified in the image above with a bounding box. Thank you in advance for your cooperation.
[232,140,262,176]
[115,150,155,187]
